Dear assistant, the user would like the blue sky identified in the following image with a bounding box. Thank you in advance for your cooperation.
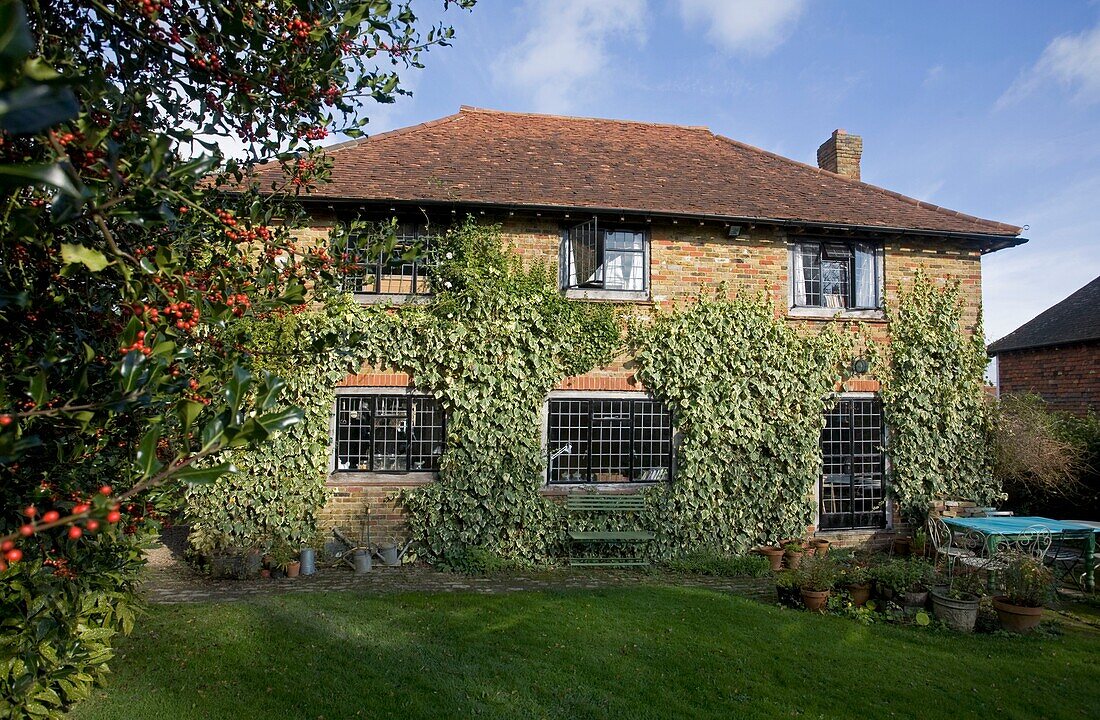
[344,0,1100,346]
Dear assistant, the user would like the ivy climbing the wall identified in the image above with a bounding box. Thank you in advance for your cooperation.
[366,220,622,563]
[877,274,1000,519]
[185,296,379,555]
[629,290,850,555]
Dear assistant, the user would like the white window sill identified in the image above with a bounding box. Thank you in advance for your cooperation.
[541,483,660,495]
[351,293,432,306]
[787,306,885,321]
[328,471,436,485]
[564,288,650,302]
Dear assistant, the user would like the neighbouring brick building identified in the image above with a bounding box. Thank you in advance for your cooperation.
[251,107,1025,546]
[988,275,1100,416]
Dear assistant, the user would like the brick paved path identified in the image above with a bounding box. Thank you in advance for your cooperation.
[141,544,776,604]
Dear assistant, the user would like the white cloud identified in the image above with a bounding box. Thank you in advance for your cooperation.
[997,23,1100,109]
[677,0,805,55]
[494,0,647,113]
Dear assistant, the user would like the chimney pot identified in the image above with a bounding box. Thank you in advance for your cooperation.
[817,129,863,181]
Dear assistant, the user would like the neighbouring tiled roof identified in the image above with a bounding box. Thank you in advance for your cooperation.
[988,275,1100,354]
[248,106,1022,238]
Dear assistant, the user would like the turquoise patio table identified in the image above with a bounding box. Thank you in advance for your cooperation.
[942,516,1097,592]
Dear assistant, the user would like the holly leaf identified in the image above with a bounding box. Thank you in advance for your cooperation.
[0,163,81,198]
[61,243,108,272]
[174,462,236,485]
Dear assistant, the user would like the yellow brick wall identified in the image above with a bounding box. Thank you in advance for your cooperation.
[316,216,984,543]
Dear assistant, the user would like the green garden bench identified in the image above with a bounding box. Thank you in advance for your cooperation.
[565,493,654,567]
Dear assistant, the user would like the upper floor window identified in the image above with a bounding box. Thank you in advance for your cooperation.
[335,394,445,473]
[340,223,433,296]
[546,397,672,484]
[792,240,882,310]
[560,219,647,293]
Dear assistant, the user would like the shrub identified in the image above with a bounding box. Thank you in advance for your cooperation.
[665,551,771,578]
[872,558,934,595]
[0,539,144,716]
[436,545,524,574]
[993,395,1085,498]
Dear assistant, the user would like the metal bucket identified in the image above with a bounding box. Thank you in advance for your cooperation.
[300,548,316,576]
[353,549,372,574]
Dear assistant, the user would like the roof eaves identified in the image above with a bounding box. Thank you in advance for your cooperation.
[711,135,1023,237]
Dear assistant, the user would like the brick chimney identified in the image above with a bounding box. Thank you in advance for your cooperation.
[817,129,863,181]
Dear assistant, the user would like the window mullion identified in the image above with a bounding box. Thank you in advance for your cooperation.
[406,397,413,473]
[586,401,593,483]
[368,396,376,472]
[628,399,636,483]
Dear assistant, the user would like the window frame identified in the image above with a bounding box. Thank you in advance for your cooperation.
[559,219,650,298]
[340,223,435,297]
[789,238,883,313]
[544,394,674,485]
[817,395,888,531]
[333,392,446,475]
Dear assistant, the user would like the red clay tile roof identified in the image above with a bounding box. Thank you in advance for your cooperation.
[251,106,1022,238]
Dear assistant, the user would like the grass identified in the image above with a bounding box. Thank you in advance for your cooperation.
[72,587,1099,720]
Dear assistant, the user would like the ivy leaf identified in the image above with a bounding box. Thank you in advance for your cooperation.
[60,243,108,272]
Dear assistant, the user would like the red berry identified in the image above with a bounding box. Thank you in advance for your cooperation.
[41,510,60,523]
[73,503,90,514]
[19,524,33,537]
[4,548,22,563]
[23,505,36,517]
[107,510,121,524]
[86,520,100,532]
[1,540,12,552]
[0,415,12,427]
[99,485,112,495]
[68,526,82,540]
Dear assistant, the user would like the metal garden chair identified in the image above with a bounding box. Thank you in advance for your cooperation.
[928,516,977,574]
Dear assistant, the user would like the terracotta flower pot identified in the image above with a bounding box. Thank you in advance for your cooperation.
[759,546,785,571]
[812,539,830,557]
[892,538,911,557]
[285,561,301,579]
[992,596,1044,633]
[847,582,872,607]
[802,544,816,557]
[784,549,803,570]
[801,588,831,612]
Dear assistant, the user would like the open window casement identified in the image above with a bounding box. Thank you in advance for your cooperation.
[562,219,646,291]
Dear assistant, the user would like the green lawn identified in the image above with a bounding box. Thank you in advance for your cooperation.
[72,587,1098,720]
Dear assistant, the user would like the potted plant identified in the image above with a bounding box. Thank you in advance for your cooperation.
[269,538,299,579]
[993,552,1054,633]
[911,528,929,558]
[892,536,911,557]
[797,554,839,612]
[774,570,802,608]
[930,572,983,632]
[839,564,872,607]
[901,559,934,610]
[758,544,785,572]
[783,540,805,570]
[811,538,830,557]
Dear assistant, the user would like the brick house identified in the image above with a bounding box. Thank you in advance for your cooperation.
[254,106,1025,545]
[988,275,1100,416]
